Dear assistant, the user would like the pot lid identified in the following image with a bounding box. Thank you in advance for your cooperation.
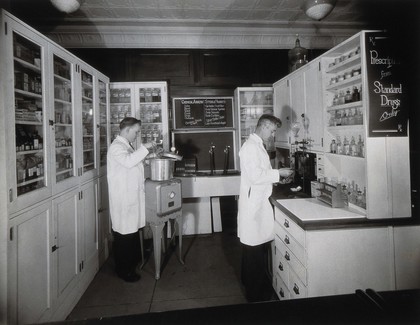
[161,152,183,161]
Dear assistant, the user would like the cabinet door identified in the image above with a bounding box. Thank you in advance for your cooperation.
[134,82,169,151]
[97,76,109,176]
[52,189,79,304]
[79,180,99,273]
[109,83,135,143]
[304,62,324,151]
[78,64,97,181]
[393,225,420,290]
[288,72,306,143]
[98,175,111,265]
[273,79,291,147]
[50,45,79,194]
[8,202,53,325]
[3,17,52,214]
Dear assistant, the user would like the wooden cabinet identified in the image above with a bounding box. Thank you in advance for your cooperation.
[52,190,79,305]
[1,10,109,324]
[393,225,420,290]
[8,202,54,325]
[272,206,395,300]
[273,62,324,151]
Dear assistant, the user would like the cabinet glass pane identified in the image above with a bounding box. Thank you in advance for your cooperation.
[81,70,95,172]
[239,90,273,146]
[99,80,108,167]
[137,87,163,147]
[110,87,131,142]
[13,32,46,196]
[53,54,74,182]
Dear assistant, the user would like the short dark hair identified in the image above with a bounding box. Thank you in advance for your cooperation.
[119,117,141,130]
[257,114,282,128]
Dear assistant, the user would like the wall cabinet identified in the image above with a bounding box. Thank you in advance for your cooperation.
[109,82,169,151]
[273,62,323,152]
[1,10,110,324]
[7,202,54,325]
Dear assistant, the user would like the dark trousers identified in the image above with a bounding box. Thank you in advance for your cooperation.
[113,230,141,277]
[241,242,272,302]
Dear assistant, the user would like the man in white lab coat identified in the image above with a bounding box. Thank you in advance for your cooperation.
[107,117,155,282]
[238,114,293,301]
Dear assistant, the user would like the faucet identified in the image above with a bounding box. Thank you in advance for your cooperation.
[209,145,216,175]
[223,145,230,175]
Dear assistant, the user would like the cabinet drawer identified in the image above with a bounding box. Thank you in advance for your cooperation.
[275,271,290,300]
[276,235,307,286]
[275,221,306,266]
[316,153,324,165]
[274,237,289,285]
[317,164,325,176]
[274,209,305,246]
[289,268,308,299]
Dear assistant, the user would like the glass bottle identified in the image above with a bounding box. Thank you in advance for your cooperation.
[332,93,339,106]
[350,136,357,156]
[352,86,360,102]
[336,136,342,155]
[344,89,352,103]
[342,109,348,125]
[343,136,350,155]
[358,135,365,157]
[338,91,345,105]
[348,108,355,126]
[330,139,337,154]
[335,110,342,126]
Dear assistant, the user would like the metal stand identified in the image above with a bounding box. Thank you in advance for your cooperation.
[146,209,184,280]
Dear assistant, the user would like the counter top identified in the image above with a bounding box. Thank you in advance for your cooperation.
[270,184,420,230]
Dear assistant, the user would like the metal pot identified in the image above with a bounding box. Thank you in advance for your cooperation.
[150,158,174,181]
[148,150,183,181]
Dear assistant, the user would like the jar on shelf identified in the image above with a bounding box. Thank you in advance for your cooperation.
[344,89,352,103]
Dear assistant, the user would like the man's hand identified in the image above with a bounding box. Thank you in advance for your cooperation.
[278,168,294,184]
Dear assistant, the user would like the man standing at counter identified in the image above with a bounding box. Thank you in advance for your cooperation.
[107,117,155,282]
[238,114,293,302]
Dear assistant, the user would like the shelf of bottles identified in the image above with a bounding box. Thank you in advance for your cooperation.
[98,80,108,167]
[110,87,132,142]
[53,54,74,183]
[238,89,273,146]
[81,70,95,173]
[137,87,163,147]
[324,44,365,159]
[13,32,46,196]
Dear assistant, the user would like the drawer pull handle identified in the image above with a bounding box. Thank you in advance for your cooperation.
[293,283,300,295]
[284,235,290,244]
[285,251,290,261]
[284,219,289,228]
[279,288,285,298]
[278,262,283,271]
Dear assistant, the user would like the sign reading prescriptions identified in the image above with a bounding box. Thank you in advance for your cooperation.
[365,32,408,137]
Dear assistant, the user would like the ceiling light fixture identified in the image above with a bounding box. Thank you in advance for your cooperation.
[303,0,337,21]
[50,0,84,13]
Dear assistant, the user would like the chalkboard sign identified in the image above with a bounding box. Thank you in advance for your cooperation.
[173,97,234,129]
[365,32,408,137]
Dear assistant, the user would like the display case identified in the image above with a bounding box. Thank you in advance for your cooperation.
[234,87,273,147]
[319,31,410,218]
[109,82,169,151]
[98,78,109,175]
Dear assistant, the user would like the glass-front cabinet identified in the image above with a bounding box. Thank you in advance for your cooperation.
[81,69,95,175]
[109,82,168,151]
[234,87,274,147]
[5,22,52,212]
[109,84,134,143]
[98,78,109,175]
[52,48,76,192]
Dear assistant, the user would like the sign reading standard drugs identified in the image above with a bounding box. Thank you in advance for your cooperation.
[365,32,407,137]
[173,97,234,129]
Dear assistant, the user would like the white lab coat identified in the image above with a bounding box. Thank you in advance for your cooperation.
[107,136,149,234]
[237,133,279,246]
